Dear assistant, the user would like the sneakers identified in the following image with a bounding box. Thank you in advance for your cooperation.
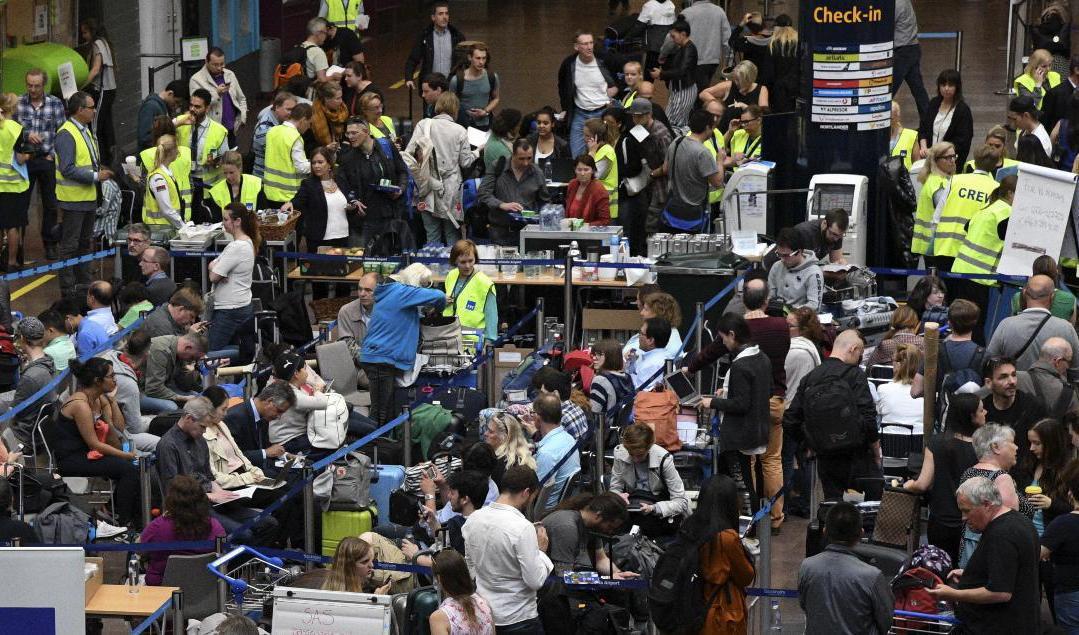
[95,520,129,539]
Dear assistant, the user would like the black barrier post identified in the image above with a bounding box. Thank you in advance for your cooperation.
[485,342,497,407]
[402,406,412,468]
[694,301,704,394]
[139,458,152,529]
[303,464,316,571]
[214,536,227,610]
[536,297,545,345]
[171,589,184,633]
[593,413,606,495]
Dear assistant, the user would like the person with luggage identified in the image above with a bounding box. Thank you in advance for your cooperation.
[988,275,1079,372]
[928,476,1041,634]
[783,329,883,500]
[0,480,39,543]
[429,549,496,635]
[911,299,981,399]
[587,339,634,420]
[782,307,826,518]
[799,502,894,634]
[609,423,689,537]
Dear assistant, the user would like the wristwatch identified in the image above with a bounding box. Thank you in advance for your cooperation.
[424,494,436,501]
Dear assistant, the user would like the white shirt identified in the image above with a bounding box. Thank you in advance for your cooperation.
[210,237,254,309]
[931,106,954,145]
[463,502,553,626]
[627,346,672,390]
[639,0,677,25]
[284,121,312,174]
[86,307,118,336]
[574,57,610,111]
[323,186,349,240]
[874,381,924,435]
[623,328,683,360]
[1017,123,1054,157]
[91,39,116,91]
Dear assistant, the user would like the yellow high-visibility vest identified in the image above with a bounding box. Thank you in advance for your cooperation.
[0,119,29,194]
[931,172,999,258]
[952,199,1011,286]
[176,118,229,192]
[143,165,184,226]
[890,128,918,171]
[262,124,304,202]
[209,174,262,211]
[912,173,948,256]
[326,0,362,30]
[593,143,619,219]
[54,120,98,204]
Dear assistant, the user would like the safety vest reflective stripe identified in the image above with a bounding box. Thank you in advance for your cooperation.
[952,199,1011,285]
[911,173,947,255]
[1014,71,1062,109]
[443,269,494,333]
[143,167,184,225]
[890,128,917,170]
[931,172,998,257]
[699,131,724,204]
[622,91,638,108]
[54,120,98,203]
[209,174,262,210]
[369,116,396,140]
[326,0,361,29]
[594,143,619,218]
[263,124,304,201]
[176,120,228,191]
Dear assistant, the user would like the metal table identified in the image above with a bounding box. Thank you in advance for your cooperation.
[170,230,222,292]
[217,230,297,293]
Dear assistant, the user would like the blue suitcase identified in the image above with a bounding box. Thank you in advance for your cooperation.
[371,465,406,527]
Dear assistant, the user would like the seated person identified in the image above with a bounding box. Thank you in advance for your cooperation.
[97,328,159,452]
[402,469,490,565]
[156,397,279,545]
[141,287,206,339]
[767,227,824,311]
[52,297,109,358]
[117,282,154,328]
[874,344,925,436]
[9,317,57,448]
[541,492,636,578]
[138,247,177,307]
[563,154,611,226]
[623,292,684,360]
[336,272,378,368]
[143,332,208,408]
[481,410,536,489]
[588,339,634,421]
[139,475,225,585]
[223,381,296,472]
[0,480,40,543]
[38,309,76,371]
[609,423,690,537]
[477,139,551,245]
[530,366,590,443]
[866,305,924,368]
[533,393,581,512]
[428,441,501,525]
[626,317,674,391]
[55,359,140,533]
[323,537,393,595]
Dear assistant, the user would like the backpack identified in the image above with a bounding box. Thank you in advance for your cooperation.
[452,69,497,100]
[34,500,91,544]
[937,343,985,427]
[612,531,664,578]
[633,389,681,452]
[801,365,864,455]
[314,451,374,512]
[271,287,314,347]
[307,391,350,450]
[648,535,723,633]
[274,42,315,91]
[500,340,565,404]
[892,566,945,632]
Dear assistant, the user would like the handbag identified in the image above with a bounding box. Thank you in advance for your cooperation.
[624,160,651,196]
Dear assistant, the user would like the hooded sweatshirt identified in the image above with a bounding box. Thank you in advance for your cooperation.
[785,336,822,406]
[767,251,825,311]
[360,281,446,371]
[99,349,145,435]
[11,355,57,446]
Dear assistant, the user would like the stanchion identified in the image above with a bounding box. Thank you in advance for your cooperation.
[535,297,545,345]
[303,465,316,571]
[923,322,940,440]
[170,589,184,633]
[139,458,152,529]
[694,301,704,394]
[402,406,413,468]
[215,536,228,610]
[756,503,773,635]
[593,413,606,495]
[563,249,575,346]
[485,342,497,408]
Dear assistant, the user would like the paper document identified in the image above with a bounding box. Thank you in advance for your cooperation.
[822,263,858,273]
[467,126,491,148]
[357,14,371,30]
[10,152,27,180]
[629,125,649,143]
[326,65,346,78]
[214,486,255,506]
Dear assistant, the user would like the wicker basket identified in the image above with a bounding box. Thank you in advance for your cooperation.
[311,296,353,322]
[259,211,301,242]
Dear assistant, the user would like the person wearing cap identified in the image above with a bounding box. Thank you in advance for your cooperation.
[9,317,57,447]
[360,264,446,424]
[625,97,674,242]
[1008,95,1053,157]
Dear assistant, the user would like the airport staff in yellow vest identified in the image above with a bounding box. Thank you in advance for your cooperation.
[139,125,194,210]
[443,239,498,346]
[723,104,763,170]
[0,92,30,271]
[585,118,619,219]
[889,101,918,171]
[963,126,1018,175]
[207,151,263,219]
[911,141,957,268]
[360,92,396,142]
[263,102,314,207]
[320,0,364,31]
[142,134,186,229]
[952,175,1016,289]
[620,61,644,108]
[1014,48,1062,111]
[55,91,113,291]
[175,89,228,222]
[930,144,1000,267]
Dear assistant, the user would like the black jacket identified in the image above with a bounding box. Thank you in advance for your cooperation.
[659,42,699,92]
[404,24,466,84]
[918,97,975,166]
[783,357,879,450]
[526,132,572,161]
[712,345,772,451]
[729,25,774,87]
[290,174,361,244]
[224,400,270,469]
[1042,79,1076,133]
[557,53,617,118]
[337,141,409,225]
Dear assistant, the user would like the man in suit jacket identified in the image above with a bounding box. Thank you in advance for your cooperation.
[1042,56,1079,134]
[224,382,296,469]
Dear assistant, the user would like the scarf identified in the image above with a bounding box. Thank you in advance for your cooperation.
[312,99,349,147]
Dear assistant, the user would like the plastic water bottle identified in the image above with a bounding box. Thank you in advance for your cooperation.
[769,599,782,631]
[127,553,140,594]
[609,234,620,257]
[544,159,553,183]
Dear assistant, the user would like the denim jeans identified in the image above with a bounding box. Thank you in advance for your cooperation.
[208,303,254,353]
[1055,591,1079,631]
[570,107,605,158]
[421,213,461,246]
[140,395,179,414]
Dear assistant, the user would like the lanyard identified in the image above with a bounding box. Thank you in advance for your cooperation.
[448,273,474,316]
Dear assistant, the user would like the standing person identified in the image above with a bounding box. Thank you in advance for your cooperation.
[680,0,731,101]
[1014,48,1061,110]
[891,101,919,170]
[766,228,825,311]
[1016,337,1079,419]
[443,239,498,346]
[139,475,226,586]
[463,465,553,634]
[784,330,882,500]
[799,502,894,634]
[359,92,397,144]
[584,117,619,219]
[252,92,296,179]
[729,12,774,86]
[699,61,769,134]
[300,18,336,85]
[0,93,30,271]
[482,109,522,176]
[892,0,930,119]
[207,203,258,354]
[1008,95,1054,157]
[980,357,1047,466]
[404,2,465,94]
[767,15,801,114]
[206,151,263,219]
[429,549,496,635]
[189,47,248,146]
[1016,418,1072,536]
[918,70,974,165]
[952,176,1017,327]
[722,104,763,169]
[1040,462,1079,630]
[343,62,382,117]
[929,145,999,274]
[913,299,982,400]
[653,109,723,233]
[141,135,187,229]
[55,91,113,293]
[419,73,449,120]
[319,0,365,33]
[16,69,65,261]
[957,424,1028,567]
[79,18,115,165]
[1010,255,1077,320]
[558,31,619,158]
[136,81,188,152]
[928,477,1041,634]
[360,264,445,424]
[334,119,408,244]
[636,0,677,73]
[700,313,772,518]
[988,275,1079,372]
[910,142,957,268]
[651,20,697,130]
[407,93,474,245]
[624,98,672,251]
[782,307,825,517]
[262,103,313,208]
[175,89,229,222]
[449,42,499,131]
[478,140,551,245]
[306,81,349,154]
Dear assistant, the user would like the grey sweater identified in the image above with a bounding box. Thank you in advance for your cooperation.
[987,308,1079,372]
[11,355,56,446]
[767,252,825,311]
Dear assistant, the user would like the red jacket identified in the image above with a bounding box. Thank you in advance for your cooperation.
[564,179,611,226]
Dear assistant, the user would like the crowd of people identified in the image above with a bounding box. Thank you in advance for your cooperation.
[3,0,1079,632]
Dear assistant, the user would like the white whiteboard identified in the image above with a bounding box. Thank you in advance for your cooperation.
[0,547,86,635]
[997,163,1078,276]
[271,587,392,635]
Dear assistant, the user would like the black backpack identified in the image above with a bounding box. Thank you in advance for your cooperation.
[801,365,865,455]
[936,342,986,427]
[271,287,314,347]
[648,535,723,633]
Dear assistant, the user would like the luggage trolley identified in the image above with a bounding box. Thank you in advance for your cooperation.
[209,545,295,613]
[890,609,959,633]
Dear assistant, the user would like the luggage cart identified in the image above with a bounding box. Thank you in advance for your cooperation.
[890,609,959,633]
[208,546,294,613]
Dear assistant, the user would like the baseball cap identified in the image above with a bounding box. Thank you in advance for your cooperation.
[626,98,653,115]
[273,352,305,381]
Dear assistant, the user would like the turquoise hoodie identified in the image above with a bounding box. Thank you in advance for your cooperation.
[360,282,446,371]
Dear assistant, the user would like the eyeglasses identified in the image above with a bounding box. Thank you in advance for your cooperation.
[939,154,958,161]
[739,117,759,124]
[775,250,797,259]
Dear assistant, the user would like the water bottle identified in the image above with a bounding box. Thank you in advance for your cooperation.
[609,234,620,257]
[769,599,782,631]
[127,553,140,594]
[544,159,553,183]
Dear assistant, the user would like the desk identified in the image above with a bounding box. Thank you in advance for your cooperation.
[84,584,179,617]
[287,267,642,289]
[217,230,297,294]
[170,231,222,291]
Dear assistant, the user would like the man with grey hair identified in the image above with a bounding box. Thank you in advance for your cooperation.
[928,476,1040,633]
[1017,336,1079,420]
[122,223,152,283]
[224,380,297,472]
[301,17,336,84]
[140,246,176,306]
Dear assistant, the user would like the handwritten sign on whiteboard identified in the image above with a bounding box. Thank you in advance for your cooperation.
[996,163,1078,276]
[271,586,392,635]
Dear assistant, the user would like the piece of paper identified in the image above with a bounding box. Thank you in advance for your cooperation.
[730,229,757,253]
[822,263,857,273]
[56,62,77,100]
[253,480,286,490]
[10,152,27,181]
[467,126,491,148]
[997,163,1077,275]
[357,14,371,30]
[629,124,649,143]
[326,65,347,78]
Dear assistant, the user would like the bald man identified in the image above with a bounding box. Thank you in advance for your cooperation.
[1017,336,1079,419]
[635,81,673,132]
[783,328,882,499]
[988,274,1079,371]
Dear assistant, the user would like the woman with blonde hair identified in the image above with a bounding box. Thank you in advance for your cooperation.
[143,134,186,229]
[964,125,1016,173]
[324,536,392,594]
[206,151,263,219]
[483,411,536,488]
[307,81,349,152]
[911,141,957,266]
[429,550,495,635]
[867,305,924,367]
[699,60,769,133]
[0,92,30,271]
[767,14,801,113]
[1015,48,1061,110]
[890,101,918,170]
[875,343,926,435]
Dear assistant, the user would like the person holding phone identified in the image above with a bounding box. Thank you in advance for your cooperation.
[609,423,689,537]
[189,47,248,147]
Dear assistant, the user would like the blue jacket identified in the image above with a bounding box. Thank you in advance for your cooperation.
[361,282,446,371]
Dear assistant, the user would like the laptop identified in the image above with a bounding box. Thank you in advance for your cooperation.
[545,157,576,184]
[664,370,702,407]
